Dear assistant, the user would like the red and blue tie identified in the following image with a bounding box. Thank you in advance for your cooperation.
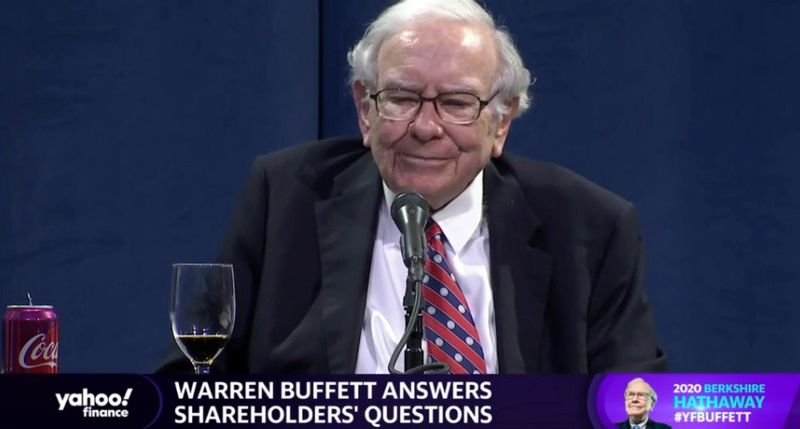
[421,220,487,374]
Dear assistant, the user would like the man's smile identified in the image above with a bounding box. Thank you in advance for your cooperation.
[398,153,454,167]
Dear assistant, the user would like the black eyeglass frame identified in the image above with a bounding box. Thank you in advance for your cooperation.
[368,88,499,124]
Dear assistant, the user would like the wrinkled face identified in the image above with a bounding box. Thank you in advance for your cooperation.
[353,19,518,209]
[624,380,655,422]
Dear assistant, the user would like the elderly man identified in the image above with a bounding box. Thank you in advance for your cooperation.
[160,0,665,374]
[617,378,672,429]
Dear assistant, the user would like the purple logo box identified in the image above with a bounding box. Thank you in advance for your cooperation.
[590,374,800,428]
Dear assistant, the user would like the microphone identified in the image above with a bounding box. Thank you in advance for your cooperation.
[390,192,430,271]
[389,191,438,374]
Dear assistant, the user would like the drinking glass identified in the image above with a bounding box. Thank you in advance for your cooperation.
[170,263,235,374]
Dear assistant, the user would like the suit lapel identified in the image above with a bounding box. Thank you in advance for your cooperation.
[484,162,553,373]
[314,153,382,373]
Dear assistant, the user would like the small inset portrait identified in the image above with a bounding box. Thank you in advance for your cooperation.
[617,378,672,429]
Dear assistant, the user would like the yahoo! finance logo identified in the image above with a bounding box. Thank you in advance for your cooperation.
[55,387,133,419]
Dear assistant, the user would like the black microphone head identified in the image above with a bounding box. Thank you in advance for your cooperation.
[391,192,430,270]
[391,192,429,231]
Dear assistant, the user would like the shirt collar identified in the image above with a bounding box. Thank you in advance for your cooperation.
[382,170,484,255]
[629,417,648,428]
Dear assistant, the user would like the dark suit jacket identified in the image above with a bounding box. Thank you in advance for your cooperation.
[159,136,666,373]
[617,419,672,429]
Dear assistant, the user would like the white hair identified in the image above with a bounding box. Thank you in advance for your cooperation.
[347,0,533,117]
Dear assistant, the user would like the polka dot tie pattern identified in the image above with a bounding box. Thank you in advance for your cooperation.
[422,220,487,374]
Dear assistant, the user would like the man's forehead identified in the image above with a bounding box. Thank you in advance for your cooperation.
[376,19,498,91]
[627,380,652,391]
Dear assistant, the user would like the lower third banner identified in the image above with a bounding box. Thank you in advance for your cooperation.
[2,374,800,428]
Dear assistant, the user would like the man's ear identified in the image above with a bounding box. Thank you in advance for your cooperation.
[491,97,520,158]
[352,81,372,144]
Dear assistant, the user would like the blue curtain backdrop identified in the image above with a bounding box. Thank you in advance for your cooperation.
[1,0,798,372]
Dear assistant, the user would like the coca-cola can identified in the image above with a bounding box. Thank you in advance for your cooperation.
[3,305,59,373]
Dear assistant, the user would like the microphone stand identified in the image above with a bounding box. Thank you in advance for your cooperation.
[387,253,448,374]
[386,192,448,374]
[403,261,424,370]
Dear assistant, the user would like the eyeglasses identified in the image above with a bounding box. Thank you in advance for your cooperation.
[625,391,653,401]
[369,88,497,125]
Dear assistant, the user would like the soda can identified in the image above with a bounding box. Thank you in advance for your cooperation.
[3,304,59,373]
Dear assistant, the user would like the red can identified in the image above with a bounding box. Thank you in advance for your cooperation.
[3,305,59,373]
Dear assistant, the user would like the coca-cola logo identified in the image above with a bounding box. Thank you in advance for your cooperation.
[18,332,58,368]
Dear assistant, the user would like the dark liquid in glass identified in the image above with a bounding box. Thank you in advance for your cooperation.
[176,334,228,363]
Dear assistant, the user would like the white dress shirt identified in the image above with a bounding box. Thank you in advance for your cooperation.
[355,171,498,373]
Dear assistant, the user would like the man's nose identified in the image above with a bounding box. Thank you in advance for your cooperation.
[409,100,443,141]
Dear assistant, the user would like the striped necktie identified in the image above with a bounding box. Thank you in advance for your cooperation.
[421,220,487,374]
